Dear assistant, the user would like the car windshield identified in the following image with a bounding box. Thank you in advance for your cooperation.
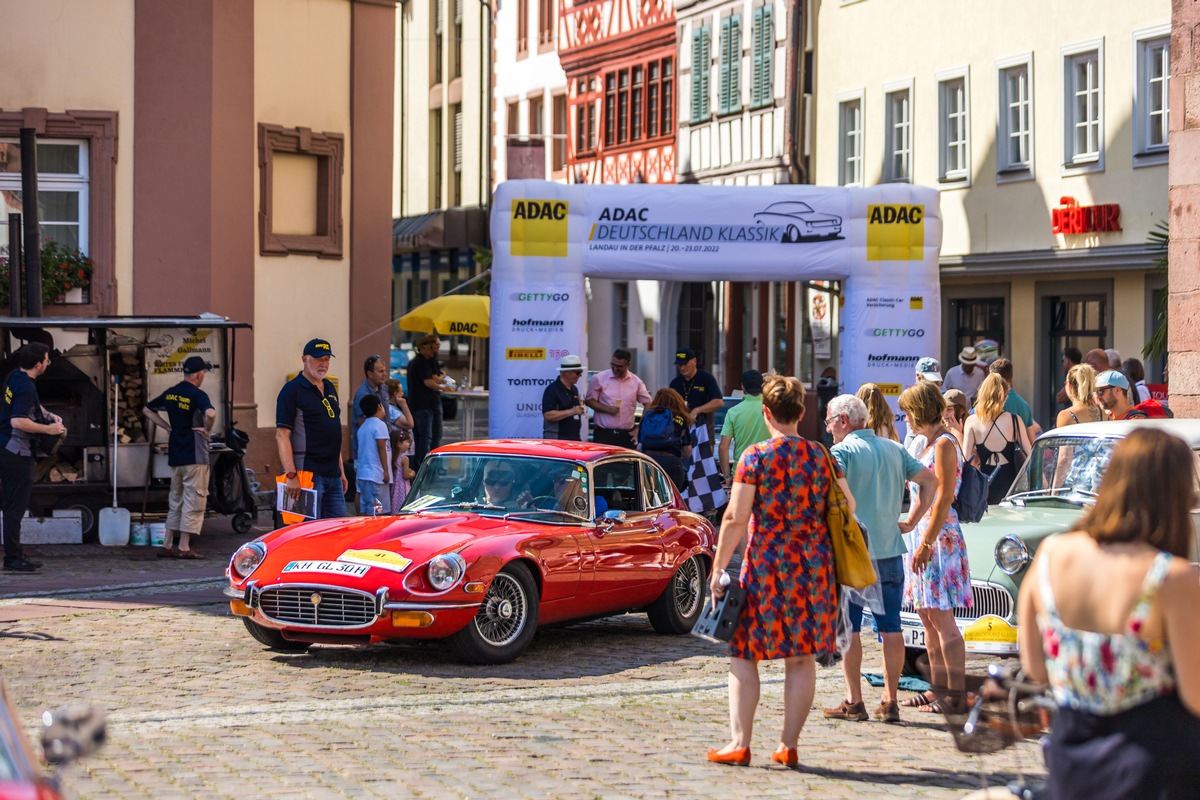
[1006,435,1116,500]
[400,454,592,521]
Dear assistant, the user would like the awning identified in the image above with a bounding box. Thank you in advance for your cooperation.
[392,206,490,254]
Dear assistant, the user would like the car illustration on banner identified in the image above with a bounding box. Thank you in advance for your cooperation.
[754,202,843,242]
[226,440,716,664]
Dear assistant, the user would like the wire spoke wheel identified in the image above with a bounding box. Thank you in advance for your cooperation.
[672,556,703,619]
[473,571,529,647]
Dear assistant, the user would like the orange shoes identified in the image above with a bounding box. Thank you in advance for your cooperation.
[771,746,799,766]
[706,746,751,766]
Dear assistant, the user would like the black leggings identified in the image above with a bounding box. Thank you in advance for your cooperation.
[0,449,34,563]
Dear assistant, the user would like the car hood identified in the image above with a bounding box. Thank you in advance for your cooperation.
[248,512,539,578]
[961,503,1084,590]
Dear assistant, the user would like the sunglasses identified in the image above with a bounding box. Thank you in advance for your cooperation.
[611,362,628,370]
[484,475,515,487]
[367,354,382,366]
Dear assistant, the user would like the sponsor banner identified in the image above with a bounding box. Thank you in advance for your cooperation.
[489,281,588,438]
[490,181,942,439]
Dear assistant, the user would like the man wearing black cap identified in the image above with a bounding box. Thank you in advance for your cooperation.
[143,355,217,558]
[276,338,347,519]
[668,349,723,432]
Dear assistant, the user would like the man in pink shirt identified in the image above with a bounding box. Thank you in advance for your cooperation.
[584,348,652,449]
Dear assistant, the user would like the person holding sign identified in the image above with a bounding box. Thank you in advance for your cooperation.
[143,356,216,559]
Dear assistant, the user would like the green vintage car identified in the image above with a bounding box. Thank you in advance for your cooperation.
[898,419,1200,658]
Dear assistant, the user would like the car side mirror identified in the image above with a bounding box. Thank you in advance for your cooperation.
[41,704,106,765]
[451,485,463,498]
[602,509,627,524]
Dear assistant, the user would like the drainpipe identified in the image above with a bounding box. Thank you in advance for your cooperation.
[783,0,806,185]
[20,128,42,317]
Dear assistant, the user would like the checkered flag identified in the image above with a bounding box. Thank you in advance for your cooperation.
[681,422,728,513]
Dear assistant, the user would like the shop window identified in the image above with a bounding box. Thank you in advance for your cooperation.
[950,298,1005,358]
[997,56,1033,179]
[1134,27,1169,166]
[1062,40,1103,173]
[258,124,344,259]
[937,69,969,185]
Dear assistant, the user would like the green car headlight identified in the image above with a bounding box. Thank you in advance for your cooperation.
[995,536,1031,575]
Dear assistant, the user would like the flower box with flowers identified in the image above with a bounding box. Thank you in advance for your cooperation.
[0,240,94,306]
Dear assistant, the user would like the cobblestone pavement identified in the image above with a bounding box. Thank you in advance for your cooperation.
[0,518,1046,799]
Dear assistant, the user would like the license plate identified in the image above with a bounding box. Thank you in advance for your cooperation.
[282,560,370,577]
[902,625,926,649]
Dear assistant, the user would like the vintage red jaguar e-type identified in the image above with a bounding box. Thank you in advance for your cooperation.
[226,441,717,663]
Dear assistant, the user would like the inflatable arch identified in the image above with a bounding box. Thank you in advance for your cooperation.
[488,180,942,438]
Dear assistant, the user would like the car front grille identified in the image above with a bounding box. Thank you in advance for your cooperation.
[901,582,1014,621]
[258,586,377,628]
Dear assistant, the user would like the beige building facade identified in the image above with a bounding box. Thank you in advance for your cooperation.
[3,0,396,478]
[815,0,1170,424]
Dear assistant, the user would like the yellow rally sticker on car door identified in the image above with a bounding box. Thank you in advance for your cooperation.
[963,615,1018,644]
[338,549,413,574]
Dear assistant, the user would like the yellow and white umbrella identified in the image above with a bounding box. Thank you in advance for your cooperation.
[398,293,490,338]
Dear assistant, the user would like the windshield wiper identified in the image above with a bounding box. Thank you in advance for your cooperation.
[421,501,506,512]
[506,509,585,521]
[1004,487,1097,506]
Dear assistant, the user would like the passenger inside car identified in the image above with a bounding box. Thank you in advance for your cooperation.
[480,461,530,509]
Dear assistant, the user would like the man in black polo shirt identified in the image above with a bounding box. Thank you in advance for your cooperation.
[541,354,587,440]
[0,343,65,572]
[276,338,347,519]
[143,355,216,558]
[668,349,723,431]
[406,333,447,470]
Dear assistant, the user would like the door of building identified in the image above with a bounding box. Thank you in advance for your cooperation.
[1045,294,1107,424]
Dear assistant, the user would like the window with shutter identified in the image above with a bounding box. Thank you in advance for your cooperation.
[719,15,741,115]
[454,107,463,172]
[751,5,773,108]
[691,26,710,123]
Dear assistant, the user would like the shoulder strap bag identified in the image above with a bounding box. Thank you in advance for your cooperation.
[946,434,989,523]
[819,445,876,590]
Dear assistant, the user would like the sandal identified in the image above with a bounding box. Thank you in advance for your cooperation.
[900,691,936,708]
[919,693,968,715]
[156,547,179,559]
[174,549,205,560]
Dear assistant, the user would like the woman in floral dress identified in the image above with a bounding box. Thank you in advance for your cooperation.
[897,381,972,714]
[706,374,849,767]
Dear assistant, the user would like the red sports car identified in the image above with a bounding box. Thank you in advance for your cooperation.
[227,441,717,663]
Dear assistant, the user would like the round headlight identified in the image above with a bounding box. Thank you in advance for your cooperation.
[426,553,466,591]
[994,536,1031,575]
[230,542,267,578]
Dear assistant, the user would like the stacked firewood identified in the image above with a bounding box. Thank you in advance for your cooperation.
[111,352,147,444]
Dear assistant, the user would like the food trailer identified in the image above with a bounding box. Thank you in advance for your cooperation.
[0,314,253,539]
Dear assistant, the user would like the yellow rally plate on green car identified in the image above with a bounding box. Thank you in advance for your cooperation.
[963,615,1018,644]
[338,549,413,574]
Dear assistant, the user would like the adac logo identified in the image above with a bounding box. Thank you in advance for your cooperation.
[909,296,923,310]
[511,199,569,258]
[447,322,480,335]
[506,348,547,361]
[866,204,925,262]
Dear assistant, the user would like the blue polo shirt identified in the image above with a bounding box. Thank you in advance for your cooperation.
[146,381,214,466]
[0,369,38,457]
[831,429,925,560]
[276,373,343,477]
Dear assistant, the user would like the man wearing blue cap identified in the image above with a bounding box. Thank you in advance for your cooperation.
[1095,370,1146,421]
[144,355,217,557]
[276,338,347,519]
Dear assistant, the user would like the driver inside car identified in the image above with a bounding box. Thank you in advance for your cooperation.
[480,462,531,510]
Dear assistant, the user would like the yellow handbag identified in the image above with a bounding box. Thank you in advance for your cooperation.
[820,446,876,590]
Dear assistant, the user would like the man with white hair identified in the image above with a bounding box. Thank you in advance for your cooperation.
[822,394,938,724]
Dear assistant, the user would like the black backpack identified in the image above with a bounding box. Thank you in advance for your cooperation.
[944,434,988,523]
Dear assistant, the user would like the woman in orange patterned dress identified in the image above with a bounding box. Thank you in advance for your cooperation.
[706,374,851,768]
